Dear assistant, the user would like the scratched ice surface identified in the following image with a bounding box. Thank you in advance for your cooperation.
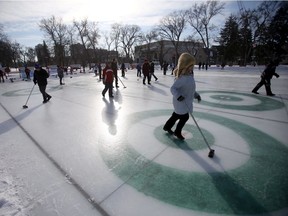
[1,65,288,216]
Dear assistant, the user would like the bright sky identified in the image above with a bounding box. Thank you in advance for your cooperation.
[0,0,262,48]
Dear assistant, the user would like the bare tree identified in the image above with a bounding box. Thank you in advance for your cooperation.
[250,1,279,61]
[73,18,90,68]
[110,23,122,56]
[138,30,158,60]
[186,0,225,69]
[119,24,142,60]
[39,16,68,66]
[67,25,77,64]
[10,42,21,67]
[157,10,187,62]
[25,47,36,64]
[73,18,101,67]
[86,21,101,63]
[103,31,113,51]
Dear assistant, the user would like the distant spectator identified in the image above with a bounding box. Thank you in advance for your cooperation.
[163,61,168,75]
[4,66,10,79]
[111,59,119,88]
[0,69,5,83]
[150,61,158,81]
[98,63,102,80]
[57,65,64,85]
[64,67,68,75]
[136,63,142,77]
[94,65,98,76]
[25,66,31,80]
[142,59,151,85]
[121,62,125,77]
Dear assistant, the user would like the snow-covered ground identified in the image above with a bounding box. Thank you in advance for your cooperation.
[1,65,288,216]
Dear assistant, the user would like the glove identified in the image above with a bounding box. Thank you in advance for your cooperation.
[34,81,37,85]
[196,95,201,103]
[177,95,185,101]
[275,73,280,78]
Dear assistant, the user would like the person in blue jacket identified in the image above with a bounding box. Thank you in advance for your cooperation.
[163,53,196,140]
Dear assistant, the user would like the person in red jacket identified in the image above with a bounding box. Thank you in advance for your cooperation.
[102,62,114,98]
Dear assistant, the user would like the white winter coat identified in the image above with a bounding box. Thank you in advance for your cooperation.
[171,74,195,115]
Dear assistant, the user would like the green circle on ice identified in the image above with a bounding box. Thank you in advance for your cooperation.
[210,94,243,102]
[100,110,288,215]
[153,124,214,151]
[198,91,285,111]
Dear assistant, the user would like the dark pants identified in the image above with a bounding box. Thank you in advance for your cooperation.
[114,72,118,87]
[137,70,141,77]
[252,77,273,95]
[39,85,50,101]
[164,112,189,134]
[151,72,158,80]
[143,73,151,84]
[59,76,63,84]
[102,83,113,97]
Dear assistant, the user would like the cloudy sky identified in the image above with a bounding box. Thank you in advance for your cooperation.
[0,0,262,48]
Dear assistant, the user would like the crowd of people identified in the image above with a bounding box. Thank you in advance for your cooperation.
[1,55,282,140]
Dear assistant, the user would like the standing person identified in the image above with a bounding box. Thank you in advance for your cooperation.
[33,64,52,103]
[150,61,158,81]
[142,59,151,85]
[4,66,10,79]
[111,59,119,88]
[98,63,102,80]
[25,66,31,80]
[64,67,68,75]
[163,61,168,75]
[94,65,98,76]
[102,62,114,98]
[57,65,64,85]
[252,59,280,96]
[0,69,5,83]
[121,62,125,77]
[136,63,142,77]
[163,53,196,140]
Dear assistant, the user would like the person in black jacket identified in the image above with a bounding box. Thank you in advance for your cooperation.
[33,64,52,103]
[252,59,280,96]
[150,61,158,81]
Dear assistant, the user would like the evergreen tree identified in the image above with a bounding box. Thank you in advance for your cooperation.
[238,17,253,66]
[219,15,240,64]
[267,1,288,60]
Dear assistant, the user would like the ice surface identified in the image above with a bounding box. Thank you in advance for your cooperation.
[1,65,288,216]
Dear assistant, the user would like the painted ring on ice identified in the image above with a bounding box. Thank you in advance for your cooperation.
[100,110,288,215]
[198,91,284,111]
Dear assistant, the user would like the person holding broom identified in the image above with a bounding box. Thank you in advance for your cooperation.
[163,53,196,140]
[33,64,52,103]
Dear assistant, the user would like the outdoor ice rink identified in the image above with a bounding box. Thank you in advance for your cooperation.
[1,65,288,216]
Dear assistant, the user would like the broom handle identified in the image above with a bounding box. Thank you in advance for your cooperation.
[184,100,212,150]
[25,84,35,105]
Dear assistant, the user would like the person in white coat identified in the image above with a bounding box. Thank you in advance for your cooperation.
[163,53,196,140]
